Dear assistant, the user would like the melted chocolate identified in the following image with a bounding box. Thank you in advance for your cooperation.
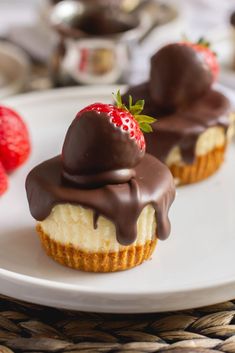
[149,44,213,112]
[26,154,175,246]
[123,86,230,164]
[62,110,144,188]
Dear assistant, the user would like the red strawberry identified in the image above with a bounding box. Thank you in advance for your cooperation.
[0,161,8,196]
[0,106,30,172]
[78,91,155,152]
[181,38,219,81]
[62,91,155,187]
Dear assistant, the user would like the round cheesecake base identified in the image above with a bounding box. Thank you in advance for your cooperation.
[170,145,226,186]
[36,224,157,273]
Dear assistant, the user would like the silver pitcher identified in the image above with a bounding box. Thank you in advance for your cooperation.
[49,0,177,85]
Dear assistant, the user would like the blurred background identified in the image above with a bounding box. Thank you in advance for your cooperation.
[0,0,234,98]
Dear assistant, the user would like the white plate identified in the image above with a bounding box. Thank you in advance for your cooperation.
[0,85,235,313]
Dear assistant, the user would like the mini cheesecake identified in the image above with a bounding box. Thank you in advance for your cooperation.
[123,42,235,185]
[26,95,175,272]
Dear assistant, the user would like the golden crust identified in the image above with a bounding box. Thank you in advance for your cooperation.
[170,145,226,185]
[36,224,157,272]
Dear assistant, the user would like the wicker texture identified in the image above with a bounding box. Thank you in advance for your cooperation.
[38,225,157,272]
[170,145,226,185]
[1,295,235,352]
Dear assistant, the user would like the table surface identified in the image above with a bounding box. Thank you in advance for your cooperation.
[1,294,235,353]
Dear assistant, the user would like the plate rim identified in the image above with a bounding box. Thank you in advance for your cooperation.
[2,85,126,106]
[2,262,235,295]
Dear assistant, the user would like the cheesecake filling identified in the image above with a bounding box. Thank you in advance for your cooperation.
[39,204,156,252]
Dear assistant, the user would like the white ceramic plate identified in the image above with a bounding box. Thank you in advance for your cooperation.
[0,85,235,313]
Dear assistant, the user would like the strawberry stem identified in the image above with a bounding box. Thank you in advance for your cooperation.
[182,35,211,48]
[197,37,210,47]
[113,90,156,133]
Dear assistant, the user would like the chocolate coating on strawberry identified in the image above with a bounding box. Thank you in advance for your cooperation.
[149,43,213,112]
[62,95,155,188]
[62,107,144,188]
[182,39,219,82]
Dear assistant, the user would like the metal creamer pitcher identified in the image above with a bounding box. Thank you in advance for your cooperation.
[49,0,151,85]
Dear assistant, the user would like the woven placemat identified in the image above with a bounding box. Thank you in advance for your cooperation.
[1,295,235,353]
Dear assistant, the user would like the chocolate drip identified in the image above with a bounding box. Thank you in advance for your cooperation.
[114,178,140,245]
[93,211,99,229]
[123,87,230,164]
[26,154,175,245]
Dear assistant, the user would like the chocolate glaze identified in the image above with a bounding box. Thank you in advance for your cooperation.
[149,44,213,112]
[26,154,175,246]
[123,86,230,164]
[62,110,144,188]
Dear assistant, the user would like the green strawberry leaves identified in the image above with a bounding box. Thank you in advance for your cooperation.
[196,37,217,56]
[135,115,156,132]
[114,90,125,110]
[113,90,156,133]
[197,37,210,48]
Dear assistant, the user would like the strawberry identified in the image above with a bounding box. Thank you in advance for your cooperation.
[181,38,219,81]
[62,91,155,187]
[0,106,30,172]
[0,161,8,196]
[78,90,156,152]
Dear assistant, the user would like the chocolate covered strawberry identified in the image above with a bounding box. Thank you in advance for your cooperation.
[181,38,219,81]
[150,42,215,112]
[0,106,30,172]
[0,162,8,196]
[62,91,155,187]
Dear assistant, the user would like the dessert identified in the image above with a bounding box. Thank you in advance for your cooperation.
[0,106,31,196]
[123,41,235,185]
[26,93,175,272]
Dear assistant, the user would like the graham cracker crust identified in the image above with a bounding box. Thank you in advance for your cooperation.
[170,145,226,185]
[36,224,157,272]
